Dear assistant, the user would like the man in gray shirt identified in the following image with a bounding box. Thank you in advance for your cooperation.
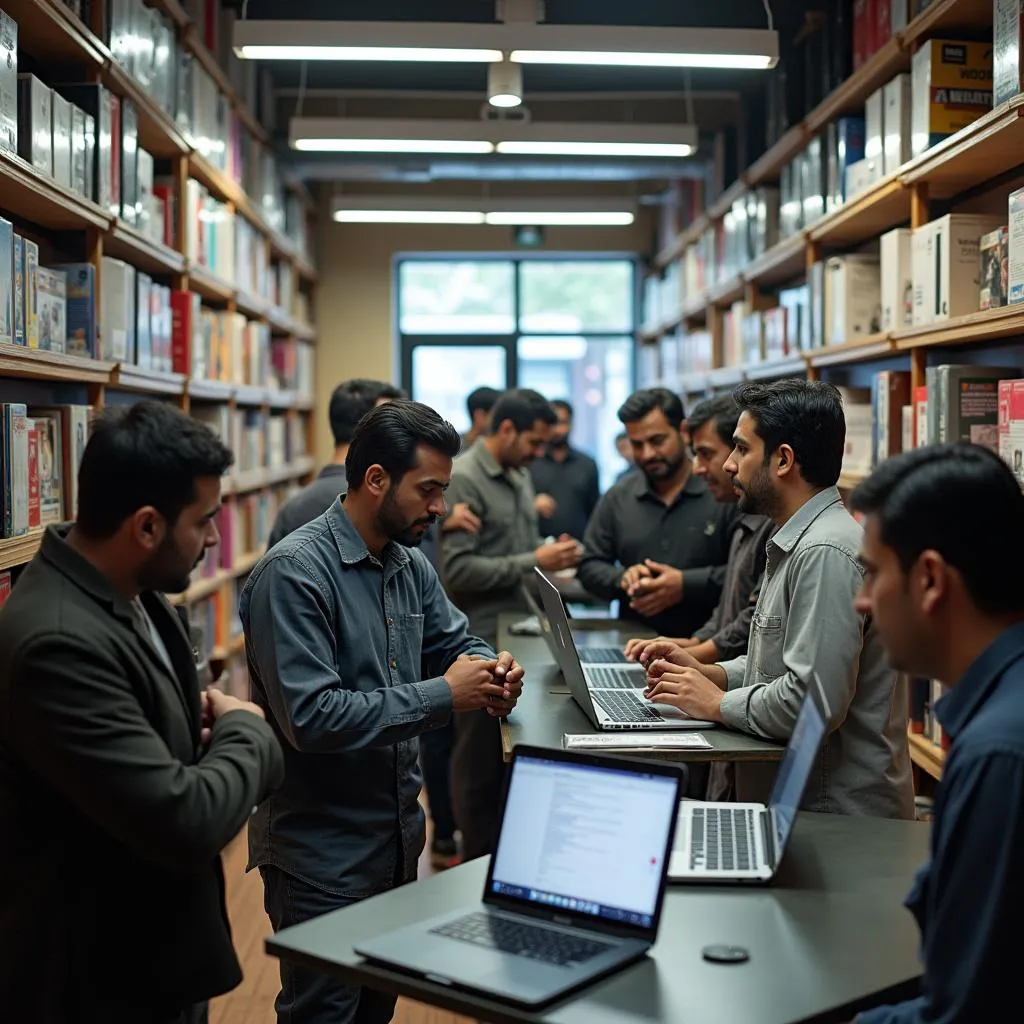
[442,389,580,859]
[640,380,914,820]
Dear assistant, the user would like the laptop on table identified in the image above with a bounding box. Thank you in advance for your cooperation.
[533,567,714,730]
[356,745,683,1009]
[668,674,831,884]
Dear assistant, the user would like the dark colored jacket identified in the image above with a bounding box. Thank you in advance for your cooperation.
[0,526,284,1023]
[267,464,348,550]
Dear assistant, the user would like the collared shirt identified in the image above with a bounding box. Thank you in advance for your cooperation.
[693,513,773,660]
[719,487,914,819]
[859,622,1024,1023]
[528,447,601,540]
[441,438,543,646]
[577,468,736,637]
[240,498,493,897]
[266,464,348,550]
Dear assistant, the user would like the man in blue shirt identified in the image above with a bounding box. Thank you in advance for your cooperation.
[849,444,1024,1023]
[241,400,524,1024]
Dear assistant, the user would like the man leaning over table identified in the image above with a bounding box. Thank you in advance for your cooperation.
[630,379,914,820]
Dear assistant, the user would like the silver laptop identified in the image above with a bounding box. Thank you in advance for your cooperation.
[534,567,713,730]
[668,674,830,884]
[356,745,682,1009]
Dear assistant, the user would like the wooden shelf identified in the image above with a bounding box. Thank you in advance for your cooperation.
[745,355,809,381]
[295,254,318,285]
[908,731,945,781]
[106,222,187,277]
[745,125,807,188]
[901,0,993,43]
[110,363,186,395]
[808,37,907,132]
[707,275,744,309]
[234,385,268,407]
[105,62,189,159]
[894,305,1024,350]
[744,234,807,289]
[0,343,113,383]
[187,377,236,402]
[809,176,910,250]
[810,334,897,367]
[2,0,108,68]
[0,529,44,571]
[707,365,746,388]
[187,264,235,304]
[235,290,269,321]
[0,147,110,231]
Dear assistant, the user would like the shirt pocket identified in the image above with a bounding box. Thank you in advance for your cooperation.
[750,611,784,680]
[399,613,425,676]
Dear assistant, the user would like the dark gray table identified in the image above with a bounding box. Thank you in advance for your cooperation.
[498,617,786,766]
[266,812,930,1024]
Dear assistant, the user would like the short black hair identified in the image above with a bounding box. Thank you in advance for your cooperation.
[617,388,685,429]
[551,399,574,419]
[733,379,844,488]
[346,399,461,490]
[329,378,405,446]
[687,395,739,447]
[467,386,500,418]
[849,445,1024,616]
[76,400,233,539]
[488,388,557,434]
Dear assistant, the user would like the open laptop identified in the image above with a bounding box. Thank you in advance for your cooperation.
[668,674,831,884]
[356,745,682,1009]
[533,567,714,730]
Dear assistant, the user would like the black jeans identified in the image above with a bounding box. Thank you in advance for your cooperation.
[450,710,508,861]
[261,867,399,1024]
[420,719,456,842]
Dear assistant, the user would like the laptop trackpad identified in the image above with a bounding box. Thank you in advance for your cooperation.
[647,699,688,719]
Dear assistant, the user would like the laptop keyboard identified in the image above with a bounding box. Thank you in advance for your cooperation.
[690,807,757,872]
[591,689,662,723]
[578,646,627,664]
[431,912,612,967]
[586,665,645,689]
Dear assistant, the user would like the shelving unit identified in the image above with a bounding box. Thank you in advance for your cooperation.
[0,0,320,685]
[909,731,945,781]
[641,0,1016,405]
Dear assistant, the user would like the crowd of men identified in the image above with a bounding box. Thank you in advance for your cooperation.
[0,375,1020,1024]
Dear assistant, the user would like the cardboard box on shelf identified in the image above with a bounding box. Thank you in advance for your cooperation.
[911,40,993,157]
[17,74,52,177]
[865,87,886,187]
[994,0,1024,108]
[880,227,913,331]
[0,11,16,154]
[826,254,882,346]
[980,226,1009,309]
[883,73,911,174]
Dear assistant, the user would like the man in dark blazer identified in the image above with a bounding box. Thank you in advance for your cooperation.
[0,401,284,1024]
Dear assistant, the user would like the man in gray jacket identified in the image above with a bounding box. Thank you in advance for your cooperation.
[636,380,914,820]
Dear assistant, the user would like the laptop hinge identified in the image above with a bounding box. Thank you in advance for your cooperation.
[761,808,776,871]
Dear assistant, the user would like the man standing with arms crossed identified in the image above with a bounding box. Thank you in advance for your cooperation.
[442,388,579,860]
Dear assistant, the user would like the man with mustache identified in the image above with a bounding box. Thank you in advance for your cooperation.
[578,387,735,639]
[241,401,525,1024]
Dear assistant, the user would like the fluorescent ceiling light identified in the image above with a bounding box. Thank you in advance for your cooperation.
[233,20,778,69]
[331,196,636,226]
[290,118,698,158]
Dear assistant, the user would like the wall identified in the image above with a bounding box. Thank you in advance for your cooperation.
[311,212,653,465]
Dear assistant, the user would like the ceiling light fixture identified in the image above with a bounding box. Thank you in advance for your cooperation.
[331,196,637,226]
[233,21,778,70]
[290,118,697,158]
[488,58,523,108]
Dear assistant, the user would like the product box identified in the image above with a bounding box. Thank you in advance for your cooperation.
[891,0,910,32]
[807,260,827,350]
[748,186,780,258]
[50,90,72,189]
[780,160,803,238]
[23,238,38,347]
[0,215,11,345]
[934,214,1002,320]
[801,135,828,226]
[763,305,789,360]
[0,10,16,154]
[994,0,1024,108]
[54,263,96,357]
[911,40,993,157]
[137,148,155,239]
[135,270,152,367]
[872,370,912,464]
[12,232,22,344]
[826,254,882,345]
[1009,185,1024,304]
[883,73,912,173]
[864,86,886,184]
[980,226,1009,309]
[83,111,95,203]
[1,403,29,537]
[17,74,52,176]
[35,267,67,353]
[853,0,870,70]
[927,364,1018,448]
[99,256,135,361]
[70,105,87,197]
[844,156,879,201]
[53,84,114,214]
[998,377,1024,484]
[120,97,138,226]
[912,221,938,325]
[826,116,866,213]
[880,227,914,330]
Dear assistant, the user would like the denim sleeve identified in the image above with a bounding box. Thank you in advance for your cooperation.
[416,553,495,679]
[858,751,1024,1024]
[243,556,451,753]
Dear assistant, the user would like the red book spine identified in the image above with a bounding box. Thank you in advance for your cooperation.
[26,421,40,529]
[170,290,193,375]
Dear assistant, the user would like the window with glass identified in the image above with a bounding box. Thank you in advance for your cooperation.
[397,256,637,490]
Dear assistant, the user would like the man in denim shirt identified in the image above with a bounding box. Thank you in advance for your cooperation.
[240,401,525,1024]
[850,446,1024,1023]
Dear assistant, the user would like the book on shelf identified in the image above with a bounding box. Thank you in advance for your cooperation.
[924,365,1019,450]
[0,569,11,608]
[998,378,1024,485]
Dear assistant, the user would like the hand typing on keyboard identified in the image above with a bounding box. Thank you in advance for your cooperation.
[643,665,725,723]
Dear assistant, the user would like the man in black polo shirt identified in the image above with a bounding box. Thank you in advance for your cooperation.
[528,399,600,541]
[578,388,734,638]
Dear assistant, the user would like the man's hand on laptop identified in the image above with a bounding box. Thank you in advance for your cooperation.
[643,666,725,723]
[536,535,580,572]
[627,639,701,671]
[623,635,698,661]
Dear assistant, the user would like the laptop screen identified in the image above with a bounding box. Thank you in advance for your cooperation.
[488,753,679,933]
[767,682,828,857]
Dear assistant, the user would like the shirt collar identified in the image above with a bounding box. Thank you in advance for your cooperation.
[472,437,507,479]
[936,621,1024,739]
[325,497,410,571]
[632,467,705,506]
[738,512,769,533]
[770,486,842,554]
